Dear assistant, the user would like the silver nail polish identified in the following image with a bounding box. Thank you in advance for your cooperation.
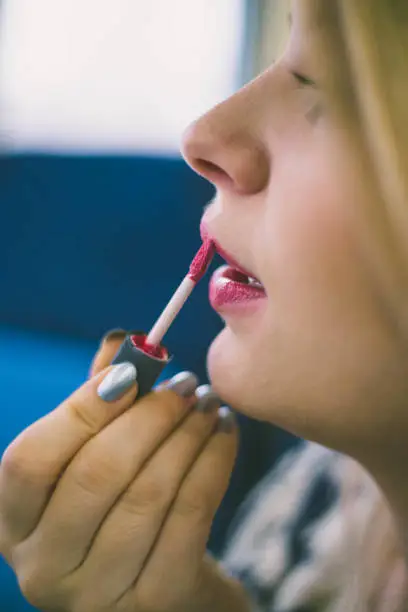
[97,362,137,402]
[195,385,221,413]
[217,406,235,433]
[164,371,199,397]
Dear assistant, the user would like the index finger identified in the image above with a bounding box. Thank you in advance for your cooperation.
[89,329,128,378]
[0,363,138,545]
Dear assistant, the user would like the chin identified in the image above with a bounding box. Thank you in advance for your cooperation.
[206,326,336,446]
[207,327,269,421]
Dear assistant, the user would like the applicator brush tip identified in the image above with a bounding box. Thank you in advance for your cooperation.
[188,239,216,283]
[146,239,216,347]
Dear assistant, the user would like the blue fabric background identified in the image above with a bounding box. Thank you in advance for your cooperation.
[0,154,221,372]
[0,154,287,611]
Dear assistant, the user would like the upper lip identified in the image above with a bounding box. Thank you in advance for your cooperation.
[200,222,261,282]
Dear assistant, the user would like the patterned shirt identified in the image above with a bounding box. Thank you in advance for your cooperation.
[219,442,385,612]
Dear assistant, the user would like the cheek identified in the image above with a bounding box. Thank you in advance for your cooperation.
[208,154,398,449]
[265,149,364,324]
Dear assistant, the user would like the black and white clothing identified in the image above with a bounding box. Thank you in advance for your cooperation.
[219,442,383,612]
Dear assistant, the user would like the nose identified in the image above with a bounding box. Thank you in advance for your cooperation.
[181,85,270,196]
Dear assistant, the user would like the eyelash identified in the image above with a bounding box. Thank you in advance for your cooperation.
[292,71,316,88]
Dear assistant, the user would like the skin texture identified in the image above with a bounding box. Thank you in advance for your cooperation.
[183,1,408,568]
[182,2,408,470]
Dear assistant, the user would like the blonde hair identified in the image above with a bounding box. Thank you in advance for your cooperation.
[303,2,408,610]
[308,1,408,335]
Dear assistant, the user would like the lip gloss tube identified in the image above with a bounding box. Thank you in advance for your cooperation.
[110,238,215,398]
[111,332,171,397]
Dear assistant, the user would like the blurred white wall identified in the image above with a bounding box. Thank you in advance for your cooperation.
[256,0,290,73]
[0,0,245,153]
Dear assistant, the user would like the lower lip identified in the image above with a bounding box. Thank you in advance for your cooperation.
[209,266,267,312]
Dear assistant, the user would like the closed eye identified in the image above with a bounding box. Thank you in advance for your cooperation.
[292,71,316,88]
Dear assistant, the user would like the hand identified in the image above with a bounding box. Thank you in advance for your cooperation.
[0,331,240,612]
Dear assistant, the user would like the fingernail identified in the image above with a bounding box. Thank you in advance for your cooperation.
[195,385,221,413]
[162,371,199,397]
[101,329,127,344]
[97,362,137,402]
[217,406,235,433]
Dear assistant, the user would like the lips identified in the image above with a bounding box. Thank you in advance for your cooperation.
[201,222,267,311]
[200,221,262,281]
[209,265,266,310]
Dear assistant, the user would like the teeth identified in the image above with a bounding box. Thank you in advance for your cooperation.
[248,277,263,288]
[217,271,264,290]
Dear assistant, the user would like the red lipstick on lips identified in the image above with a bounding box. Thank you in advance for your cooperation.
[210,266,266,310]
[200,222,267,311]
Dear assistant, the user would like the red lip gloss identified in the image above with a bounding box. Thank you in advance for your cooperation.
[111,239,215,397]
[209,265,266,311]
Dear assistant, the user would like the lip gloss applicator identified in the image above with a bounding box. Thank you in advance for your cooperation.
[111,238,216,397]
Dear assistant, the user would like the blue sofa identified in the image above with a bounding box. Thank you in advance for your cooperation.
[0,153,290,610]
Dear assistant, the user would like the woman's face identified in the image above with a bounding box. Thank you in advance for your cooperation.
[181,2,408,455]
